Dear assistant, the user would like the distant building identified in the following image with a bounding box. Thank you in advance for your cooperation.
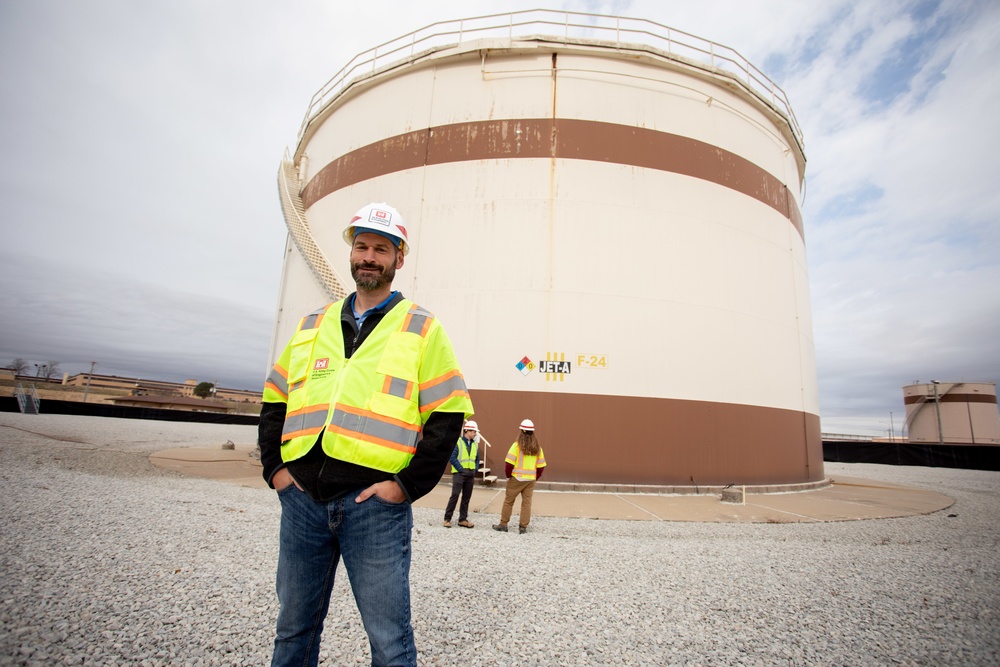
[61,373,262,404]
[903,382,1000,445]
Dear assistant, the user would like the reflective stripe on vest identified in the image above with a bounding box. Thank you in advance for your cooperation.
[451,437,478,473]
[263,363,289,401]
[282,403,329,440]
[419,369,469,414]
[505,443,546,481]
[274,298,473,473]
[326,403,421,456]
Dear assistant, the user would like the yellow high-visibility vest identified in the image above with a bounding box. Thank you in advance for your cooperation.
[451,437,478,473]
[505,442,547,481]
[263,298,474,473]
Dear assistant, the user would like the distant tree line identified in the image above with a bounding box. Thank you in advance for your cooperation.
[5,358,61,380]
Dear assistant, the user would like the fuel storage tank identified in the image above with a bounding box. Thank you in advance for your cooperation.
[903,382,1000,445]
[272,10,821,487]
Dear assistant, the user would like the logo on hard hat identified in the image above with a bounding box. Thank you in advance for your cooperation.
[368,209,392,226]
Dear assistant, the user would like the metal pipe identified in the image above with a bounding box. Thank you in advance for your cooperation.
[932,381,944,445]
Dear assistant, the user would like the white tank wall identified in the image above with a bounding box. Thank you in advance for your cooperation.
[274,47,812,413]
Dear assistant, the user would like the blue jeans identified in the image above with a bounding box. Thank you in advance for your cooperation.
[271,485,416,667]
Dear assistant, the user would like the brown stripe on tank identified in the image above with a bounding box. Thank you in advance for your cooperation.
[468,389,823,487]
[300,118,804,238]
[904,393,998,405]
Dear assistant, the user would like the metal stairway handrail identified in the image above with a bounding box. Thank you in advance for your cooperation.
[276,150,351,301]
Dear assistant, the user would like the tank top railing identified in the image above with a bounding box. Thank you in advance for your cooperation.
[297,8,802,151]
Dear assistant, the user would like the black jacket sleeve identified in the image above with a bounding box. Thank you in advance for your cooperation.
[394,411,464,502]
[258,401,287,488]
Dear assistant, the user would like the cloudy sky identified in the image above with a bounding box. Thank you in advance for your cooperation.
[1,0,997,436]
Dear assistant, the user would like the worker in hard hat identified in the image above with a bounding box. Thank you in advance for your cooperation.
[260,202,474,667]
[443,420,482,529]
[492,419,546,534]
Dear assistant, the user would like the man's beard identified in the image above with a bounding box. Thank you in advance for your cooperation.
[351,261,396,292]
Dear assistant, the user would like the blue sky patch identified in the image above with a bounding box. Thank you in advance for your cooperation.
[856,0,954,108]
[817,183,885,221]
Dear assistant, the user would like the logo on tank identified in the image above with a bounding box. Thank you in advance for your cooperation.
[515,353,573,381]
[539,352,571,382]
[515,356,535,376]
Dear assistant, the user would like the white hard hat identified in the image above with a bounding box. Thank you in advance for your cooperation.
[343,202,410,255]
[464,420,479,432]
[519,419,535,431]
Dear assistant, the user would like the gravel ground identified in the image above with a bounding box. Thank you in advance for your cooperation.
[1,412,998,667]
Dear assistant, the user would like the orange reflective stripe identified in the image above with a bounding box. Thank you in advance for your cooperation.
[264,382,288,401]
[281,424,325,441]
[402,307,432,337]
[281,403,329,441]
[513,450,529,477]
[418,369,470,413]
[506,446,540,480]
[326,403,420,454]
[286,403,330,418]
[298,307,327,332]
[382,375,414,401]
[265,363,289,399]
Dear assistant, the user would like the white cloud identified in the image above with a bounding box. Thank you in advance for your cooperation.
[0,252,271,389]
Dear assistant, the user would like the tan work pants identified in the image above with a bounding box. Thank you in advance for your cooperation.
[499,478,536,527]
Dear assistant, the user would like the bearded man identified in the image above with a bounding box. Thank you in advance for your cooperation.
[259,202,474,667]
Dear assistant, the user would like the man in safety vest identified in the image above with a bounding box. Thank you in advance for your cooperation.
[443,420,481,529]
[258,202,474,667]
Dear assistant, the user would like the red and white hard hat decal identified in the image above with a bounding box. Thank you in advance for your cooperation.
[369,209,391,225]
[343,202,410,255]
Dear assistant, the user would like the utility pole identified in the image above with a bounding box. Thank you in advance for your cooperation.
[83,361,96,403]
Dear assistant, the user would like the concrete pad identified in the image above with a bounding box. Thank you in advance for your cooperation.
[477,490,665,521]
[411,484,463,511]
[150,446,267,489]
[624,493,804,523]
[150,447,956,523]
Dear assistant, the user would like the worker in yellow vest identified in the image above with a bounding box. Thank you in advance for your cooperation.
[259,202,474,667]
[493,419,546,534]
[443,420,481,528]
